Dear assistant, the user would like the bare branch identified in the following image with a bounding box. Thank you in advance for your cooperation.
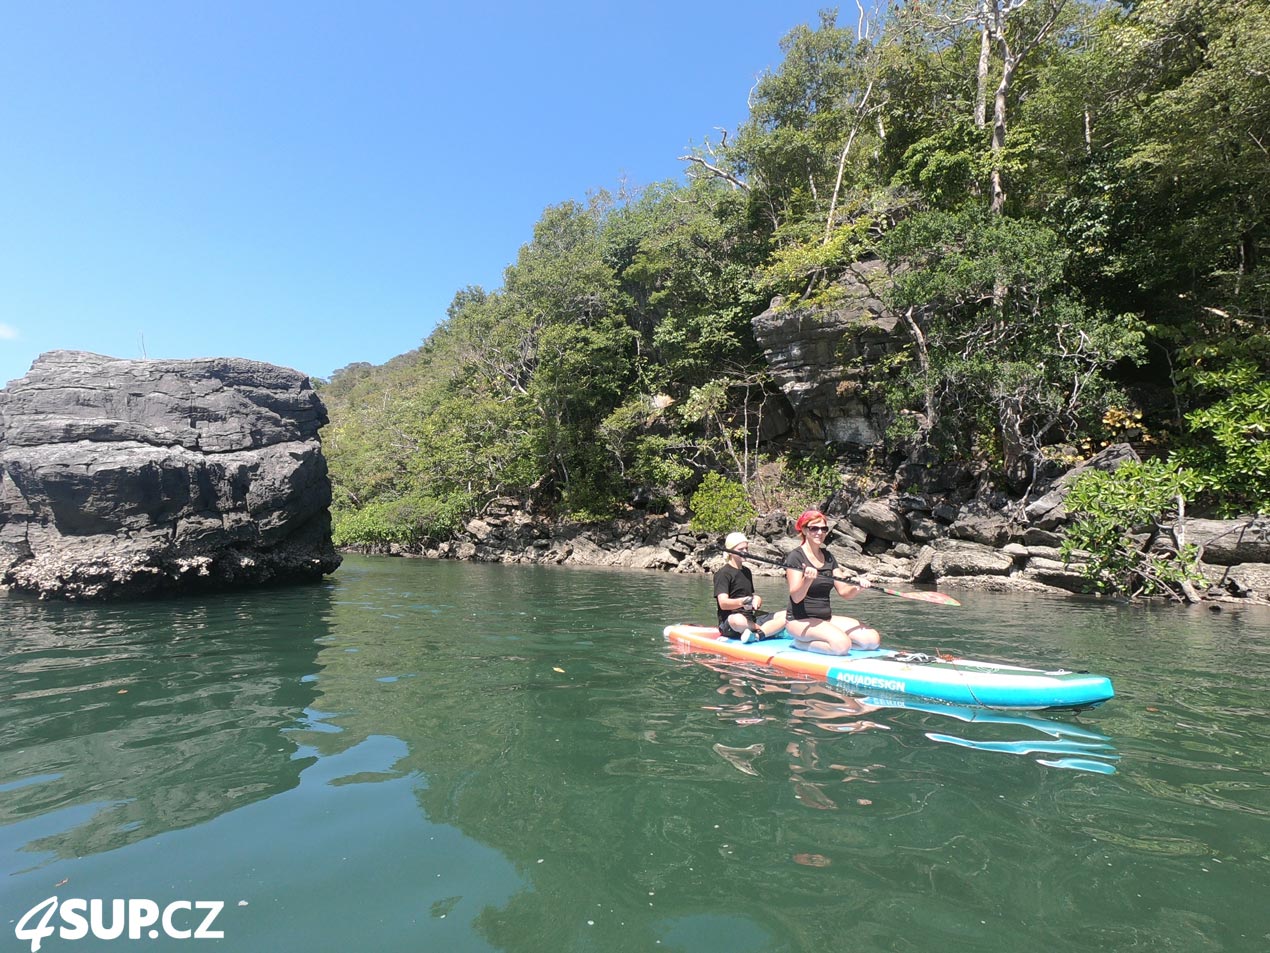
[678,155,751,191]
[938,11,985,29]
[1015,0,1066,63]
[824,76,876,244]
[747,74,763,111]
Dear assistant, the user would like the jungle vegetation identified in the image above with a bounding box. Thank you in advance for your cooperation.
[320,0,1268,549]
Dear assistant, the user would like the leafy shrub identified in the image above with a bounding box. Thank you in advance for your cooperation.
[1060,460,1207,599]
[630,435,694,506]
[750,453,843,515]
[689,472,757,533]
[1170,360,1270,516]
[332,504,409,549]
[333,491,474,549]
[559,444,624,523]
[560,486,620,524]
[755,206,874,310]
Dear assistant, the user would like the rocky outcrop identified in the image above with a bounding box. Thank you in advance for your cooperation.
[369,461,1270,606]
[751,257,903,446]
[1023,443,1141,528]
[0,351,340,599]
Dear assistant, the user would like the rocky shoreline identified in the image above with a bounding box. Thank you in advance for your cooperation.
[2,352,1264,608]
[358,496,1270,608]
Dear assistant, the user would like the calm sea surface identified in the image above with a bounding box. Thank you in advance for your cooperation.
[2,554,1269,953]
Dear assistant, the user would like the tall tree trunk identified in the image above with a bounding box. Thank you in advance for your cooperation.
[999,393,1031,486]
[988,1,1066,216]
[990,58,1013,215]
[975,1,992,129]
[824,80,874,244]
[901,306,937,439]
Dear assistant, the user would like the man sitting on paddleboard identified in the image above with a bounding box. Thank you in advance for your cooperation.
[783,510,880,656]
[714,532,787,644]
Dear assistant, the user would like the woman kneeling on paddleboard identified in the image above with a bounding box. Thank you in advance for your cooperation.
[783,510,880,656]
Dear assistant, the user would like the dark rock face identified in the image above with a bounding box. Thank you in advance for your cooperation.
[751,257,903,446]
[0,351,341,599]
[1023,443,1140,528]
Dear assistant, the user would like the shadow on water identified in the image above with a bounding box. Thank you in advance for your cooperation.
[0,582,331,868]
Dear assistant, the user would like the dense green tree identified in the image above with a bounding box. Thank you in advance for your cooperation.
[683,8,882,245]
[603,180,763,391]
[881,208,1146,484]
[322,0,1269,546]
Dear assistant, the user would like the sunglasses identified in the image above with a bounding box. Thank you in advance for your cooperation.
[805,525,829,534]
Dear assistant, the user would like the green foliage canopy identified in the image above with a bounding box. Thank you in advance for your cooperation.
[323,0,1269,545]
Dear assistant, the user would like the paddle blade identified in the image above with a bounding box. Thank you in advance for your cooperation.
[881,587,961,606]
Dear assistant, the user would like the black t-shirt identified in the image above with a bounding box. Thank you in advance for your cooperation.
[783,547,839,620]
[712,564,755,625]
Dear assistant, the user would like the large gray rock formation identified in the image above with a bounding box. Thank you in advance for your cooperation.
[1023,443,1141,528]
[751,256,903,446]
[0,351,341,599]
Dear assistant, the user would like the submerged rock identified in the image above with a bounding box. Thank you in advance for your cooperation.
[0,350,341,599]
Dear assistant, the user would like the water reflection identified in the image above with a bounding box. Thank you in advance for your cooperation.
[0,584,330,868]
[678,652,1119,777]
[3,556,1266,953]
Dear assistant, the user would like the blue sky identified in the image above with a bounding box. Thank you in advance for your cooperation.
[0,1,853,388]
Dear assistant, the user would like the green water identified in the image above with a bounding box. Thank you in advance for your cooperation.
[2,555,1269,953]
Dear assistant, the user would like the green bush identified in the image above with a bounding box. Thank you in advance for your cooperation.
[630,435,694,497]
[786,455,840,508]
[1060,460,1207,599]
[1170,360,1270,516]
[560,485,620,525]
[333,491,474,548]
[689,473,757,533]
[559,444,624,523]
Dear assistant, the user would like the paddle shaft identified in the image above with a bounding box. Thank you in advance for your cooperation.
[723,546,790,569]
[721,547,960,606]
[724,546,863,583]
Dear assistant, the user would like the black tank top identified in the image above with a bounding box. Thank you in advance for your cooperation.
[783,547,837,620]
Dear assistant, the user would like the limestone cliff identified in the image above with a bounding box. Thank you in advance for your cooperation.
[0,351,341,599]
[751,256,903,446]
